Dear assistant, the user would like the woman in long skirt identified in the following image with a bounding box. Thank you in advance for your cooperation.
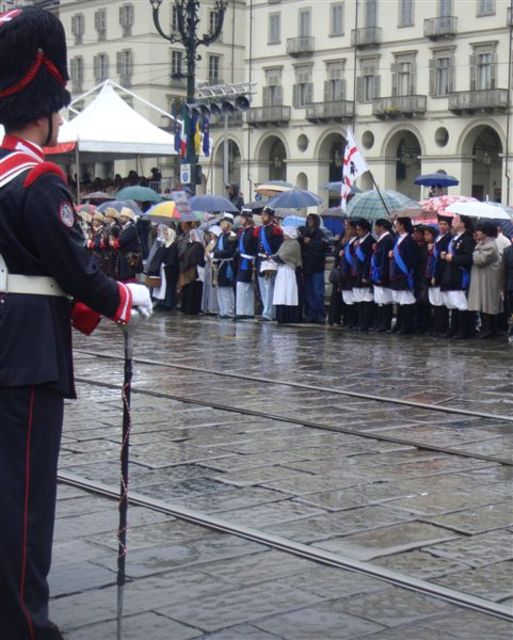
[272,226,303,324]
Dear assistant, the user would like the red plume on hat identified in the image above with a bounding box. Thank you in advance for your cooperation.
[0,7,70,129]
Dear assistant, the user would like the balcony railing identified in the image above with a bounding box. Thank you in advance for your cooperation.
[286,35,315,57]
[424,16,458,39]
[247,106,291,127]
[306,101,354,123]
[209,111,243,128]
[449,89,509,114]
[169,76,187,89]
[372,95,427,119]
[351,27,381,48]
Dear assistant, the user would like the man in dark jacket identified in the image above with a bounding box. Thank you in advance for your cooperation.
[300,213,329,323]
[352,218,375,331]
[0,8,151,639]
[213,213,238,318]
[235,208,258,318]
[429,214,452,336]
[371,218,395,332]
[440,214,476,339]
[225,182,244,211]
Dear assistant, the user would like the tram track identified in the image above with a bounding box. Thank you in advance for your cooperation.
[74,349,513,467]
[57,470,513,624]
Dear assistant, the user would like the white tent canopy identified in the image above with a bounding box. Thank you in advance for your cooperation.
[49,80,177,157]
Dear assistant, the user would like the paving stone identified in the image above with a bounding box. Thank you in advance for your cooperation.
[315,521,461,561]
[182,486,288,513]
[156,582,323,632]
[217,500,325,527]
[215,465,313,487]
[253,600,384,639]
[65,612,202,640]
[386,490,502,516]
[49,561,116,597]
[194,624,283,639]
[371,550,470,579]
[432,560,513,602]
[423,529,513,568]
[426,501,513,534]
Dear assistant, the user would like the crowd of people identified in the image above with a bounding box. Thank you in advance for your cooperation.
[80,199,513,340]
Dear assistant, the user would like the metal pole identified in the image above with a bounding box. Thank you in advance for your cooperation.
[223,112,229,185]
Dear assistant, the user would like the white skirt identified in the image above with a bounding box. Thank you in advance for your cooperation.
[428,286,444,307]
[353,287,374,303]
[273,264,298,306]
[392,290,416,305]
[341,290,355,305]
[152,265,166,300]
[373,286,394,305]
[441,290,468,311]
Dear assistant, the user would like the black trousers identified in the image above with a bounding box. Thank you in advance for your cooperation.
[0,386,64,640]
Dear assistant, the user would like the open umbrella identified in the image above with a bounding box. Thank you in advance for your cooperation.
[282,215,307,228]
[189,194,238,213]
[321,182,361,195]
[401,195,478,219]
[81,191,113,203]
[98,200,144,217]
[347,190,417,220]
[414,173,459,187]
[116,186,161,203]
[242,199,269,211]
[446,201,512,220]
[266,188,322,209]
[144,200,199,224]
[255,180,294,197]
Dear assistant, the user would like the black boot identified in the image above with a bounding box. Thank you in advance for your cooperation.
[478,313,494,339]
[398,304,414,335]
[380,304,393,332]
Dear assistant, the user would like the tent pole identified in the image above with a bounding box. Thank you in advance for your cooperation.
[75,144,81,203]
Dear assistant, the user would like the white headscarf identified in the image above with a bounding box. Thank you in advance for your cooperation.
[189,228,205,245]
[283,226,299,240]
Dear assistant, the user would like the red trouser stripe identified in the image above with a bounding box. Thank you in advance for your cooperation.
[20,387,36,640]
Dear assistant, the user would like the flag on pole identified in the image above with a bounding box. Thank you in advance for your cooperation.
[180,106,189,159]
[202,115,210,157]
[172,103,180,154]
[341,128,369,211]
[193,115,202,155]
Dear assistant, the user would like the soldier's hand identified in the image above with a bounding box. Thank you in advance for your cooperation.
[126,283,153,319]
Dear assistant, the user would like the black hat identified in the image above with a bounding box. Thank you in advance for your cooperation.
[437,214,452,225]
[0,7,70,129]
[355,218,371,232]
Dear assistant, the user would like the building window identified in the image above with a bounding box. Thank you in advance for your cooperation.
[94,53,109,84]
[330,3,344,36]
[438,0,452,17]
[117,49,133,87]
[325,61,345,100]
[298,8,311,36]
[356,59,380,102]
[94,9,106,41]
[476,0,495,16]
[209,10,222,42]
[268,12,281,44]
[70,56,84,93]
[171,5,178,32]
[364,0,377,27]
[263,69,282,106]
[391,56,416,96]
[477,52,494,89]
[208,55,221,84]
[429,55,454,96]
[171,50,183,79]
[71,13,84,45]
[398,0,414,26]
[293,66,313,108]
[119,3,134,37]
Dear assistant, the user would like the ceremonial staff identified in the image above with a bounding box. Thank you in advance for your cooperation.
[117,309,142,640]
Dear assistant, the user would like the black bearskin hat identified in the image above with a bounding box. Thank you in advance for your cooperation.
[0,7,70,129]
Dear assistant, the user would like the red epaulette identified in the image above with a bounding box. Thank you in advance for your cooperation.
[272,224,284,236]
[0,152,38,189]
[23,162,67,188]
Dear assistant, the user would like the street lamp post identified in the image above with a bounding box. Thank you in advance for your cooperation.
[149,0,228,193]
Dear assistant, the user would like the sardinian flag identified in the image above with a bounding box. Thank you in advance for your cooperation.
[341,128,369,211]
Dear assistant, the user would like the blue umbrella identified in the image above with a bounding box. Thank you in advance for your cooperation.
[189,194,238,213]
[414,173,459,187]
[267,188,322,209]
[116,186,162,202]
[282,215,307,228]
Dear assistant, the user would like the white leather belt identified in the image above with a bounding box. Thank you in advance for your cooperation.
[0,255,67,297]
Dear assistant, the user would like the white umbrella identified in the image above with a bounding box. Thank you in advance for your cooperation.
[446,201,512,220]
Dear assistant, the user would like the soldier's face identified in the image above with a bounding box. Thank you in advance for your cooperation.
[46,112,63,147]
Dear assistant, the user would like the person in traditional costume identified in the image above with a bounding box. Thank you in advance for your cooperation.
[429,214,452,337]
[272,226,303,324]
[339,220,358,329]
[0,8,151,638]
[440,214,476,339]
[235,208,258,319]
[352,218,375,331]
[202,225,221,315]
[179,227,205,315]
[213,213,237,318]
[370,218,395,332]
[389,217,419,335]
[254,207,283,321]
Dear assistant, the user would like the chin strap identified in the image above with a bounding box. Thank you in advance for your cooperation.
[43,113,53,147]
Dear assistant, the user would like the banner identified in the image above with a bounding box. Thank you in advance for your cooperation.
[341,128,369,211]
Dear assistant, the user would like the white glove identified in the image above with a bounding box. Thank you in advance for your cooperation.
[126,283,153,319]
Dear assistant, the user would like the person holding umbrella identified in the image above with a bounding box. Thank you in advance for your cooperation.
[440,215,476,339]
[429,215,453,337]
[0,7,152,639]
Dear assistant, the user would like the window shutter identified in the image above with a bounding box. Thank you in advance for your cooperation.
[116,52,122,75]
[490,52,497,89]
[340,78,347,99]
[448,59,455,93]
[306,82,314,104]
[356,76,364,101]
[324,80,330,102]
[275,86,283,105]
[391,63,399,96]
[263,86,269,107]
[373,75,381,99]
[292,84,299,108]
[94,55,99,80]
[119,6,123,26]
[409,64,416,96]
[469,54,477,91]
[429,58,436,96]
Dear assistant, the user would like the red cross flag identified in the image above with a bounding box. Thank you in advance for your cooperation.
[341,128,369,211]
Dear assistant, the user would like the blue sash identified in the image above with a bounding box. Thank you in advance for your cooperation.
[393,240,414,290]
[259,225,272,256]
[238,232,253,271]
[344,242,355,267]
[355,245,366,263]
[370,252,380,283]
[448,236,470,289]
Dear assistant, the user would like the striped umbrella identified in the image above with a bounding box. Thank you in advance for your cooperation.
[347,190,418,220]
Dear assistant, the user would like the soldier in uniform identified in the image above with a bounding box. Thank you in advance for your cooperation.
[235,208,258,319]
[254,207,283,321]
[0,8,152,639]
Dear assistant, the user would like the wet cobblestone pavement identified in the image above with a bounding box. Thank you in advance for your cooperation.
[53,314,513,638]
